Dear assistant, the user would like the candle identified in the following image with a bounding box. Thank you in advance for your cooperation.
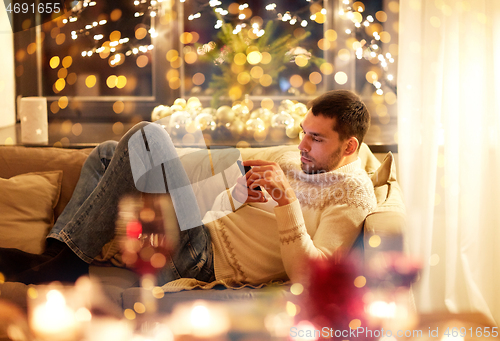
[19,97,48,144]
[30,289,80,341]
[168,300,230,340]
[85,317,133,341]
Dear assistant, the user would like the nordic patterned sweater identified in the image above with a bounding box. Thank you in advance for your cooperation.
[202,151,377,284]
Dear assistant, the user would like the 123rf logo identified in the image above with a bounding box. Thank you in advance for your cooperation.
[2,0,78,33]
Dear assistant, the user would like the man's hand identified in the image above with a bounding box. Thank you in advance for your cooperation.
[232,174,267,203]
[243,160,297,206]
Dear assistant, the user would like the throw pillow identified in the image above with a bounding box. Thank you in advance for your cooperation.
[0,171,63,254]
[370,152,396,187]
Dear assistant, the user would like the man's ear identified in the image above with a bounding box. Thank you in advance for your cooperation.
[344,137,359,156]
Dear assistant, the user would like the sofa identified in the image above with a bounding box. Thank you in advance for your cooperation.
[0,141,406,314]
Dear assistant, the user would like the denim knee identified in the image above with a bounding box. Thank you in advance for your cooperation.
[96,140,118,160]
[126,122,177,192]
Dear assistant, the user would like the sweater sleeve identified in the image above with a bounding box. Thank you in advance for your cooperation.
[273,199,369,283]
[207,184,246,213]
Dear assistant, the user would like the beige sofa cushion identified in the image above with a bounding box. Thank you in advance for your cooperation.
[0,171,62,254]
[0,146,92,221]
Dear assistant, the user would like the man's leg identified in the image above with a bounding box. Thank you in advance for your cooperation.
[14,122,211,284]
[47,140,118,243]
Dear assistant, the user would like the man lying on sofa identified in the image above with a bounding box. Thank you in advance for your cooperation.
[0,90,377,285]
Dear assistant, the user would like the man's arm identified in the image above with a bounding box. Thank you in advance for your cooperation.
[244,159,369,283]
[274,201,367,282]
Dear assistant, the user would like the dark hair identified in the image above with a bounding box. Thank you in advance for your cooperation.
[307,90,370,149]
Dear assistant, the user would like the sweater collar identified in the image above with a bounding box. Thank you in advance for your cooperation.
[333,158,362,174]
[288,157,363,183]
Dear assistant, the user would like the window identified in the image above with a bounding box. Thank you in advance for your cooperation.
[13,0,398,146]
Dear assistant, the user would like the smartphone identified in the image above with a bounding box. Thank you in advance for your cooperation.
[237,160,261,191]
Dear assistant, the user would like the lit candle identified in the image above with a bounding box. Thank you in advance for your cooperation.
[168,300,230,340]
[30,289,79,341]
[19,97,48,144]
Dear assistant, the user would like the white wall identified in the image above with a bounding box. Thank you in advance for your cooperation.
[0,4,16,128]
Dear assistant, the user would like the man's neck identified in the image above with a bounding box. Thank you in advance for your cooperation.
[334,154,358,170]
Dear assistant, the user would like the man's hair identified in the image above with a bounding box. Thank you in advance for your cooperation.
[308,90,370,149]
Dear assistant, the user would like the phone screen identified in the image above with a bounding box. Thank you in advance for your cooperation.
[236,160,261,191]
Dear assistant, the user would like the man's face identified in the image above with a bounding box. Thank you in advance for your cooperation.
[298,110,345,174]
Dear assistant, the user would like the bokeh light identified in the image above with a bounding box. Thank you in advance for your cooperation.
[85,75,97,88]
[55,78,66,91]
[58,96,68,109]
[55,33,65,45]
[112,122,124,135]
[180,32,193,44]
[385,92,397,105]
[295,55,308,67]
[116,76,127,89]
[309,72,322,84]
[67,73,77,85]
[388,1,399,13]
[247,51,262,65]
[184,51,197,64]
[72,123,83,136]
[62,56,72,68]
[135,27,148,40]
[369,235,381,248]
[334,71,348,85]
[259,74,272,87]
[192,73,205,85]
[325,29,337,41]
[109,30,121,42]
[429,254,440,266]
[50,56,60,69]
[261,52,272,64]
[318,39,330,50]
[376,11,388,22]
[15,65,23,77]
[237,72,251,85]
[27,43,36,54]
[380,31,391,43]
[166,49,178,62]
[50,101,60,114]
[261,98,274,110]
[110,9,122,21]
[250,66,263,78]
[366,71,378,83]
[290,75,303,88]
[338,49,351,61]
[169,77,181,89]
[113,101,125,114]
[107,75,117,88]
[320,62,334,75]
[234,53,246,65]
[354,276,366,288]
[303,81,316,95]
[166,69,179,81]
[136,55,149,68]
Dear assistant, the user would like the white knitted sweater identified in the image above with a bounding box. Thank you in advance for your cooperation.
[203,151,377,284]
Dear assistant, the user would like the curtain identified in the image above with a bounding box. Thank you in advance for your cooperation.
[398,0,500,324]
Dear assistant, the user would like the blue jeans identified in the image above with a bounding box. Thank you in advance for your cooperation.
[47,122,215,285]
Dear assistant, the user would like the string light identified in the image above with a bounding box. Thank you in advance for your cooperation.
[62,0,163,65]
[340,0,396,93]
[57,0,396,98]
